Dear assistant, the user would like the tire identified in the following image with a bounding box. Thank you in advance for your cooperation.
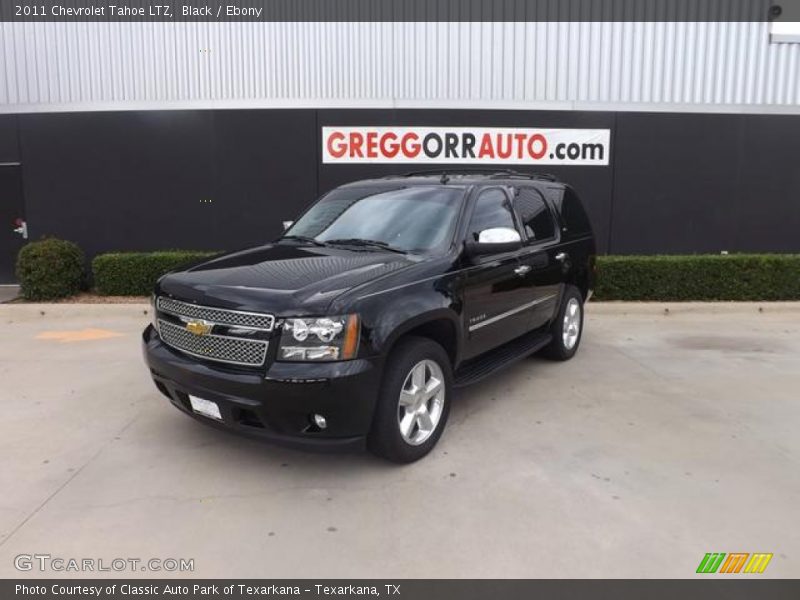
[542,285,585,361]
[367,336,453,463]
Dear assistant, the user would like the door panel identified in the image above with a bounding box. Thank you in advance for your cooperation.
[463,253,532,360]
[517,247,564,330]
[461,186,532,359]
[514,186,564,330]
[0,166,26,283]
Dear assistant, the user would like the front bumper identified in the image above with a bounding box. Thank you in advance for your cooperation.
[142,325,382,452]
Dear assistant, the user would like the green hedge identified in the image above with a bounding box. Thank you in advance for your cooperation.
[16,238,85,300]
[594,254,800,301]
[92,251,218,296]
[90,250,800,301]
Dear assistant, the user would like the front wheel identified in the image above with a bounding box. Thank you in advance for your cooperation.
[368,336,452,463]
[542,285,585,361]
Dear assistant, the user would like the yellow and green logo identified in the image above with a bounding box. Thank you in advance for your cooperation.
[697,552,773,574]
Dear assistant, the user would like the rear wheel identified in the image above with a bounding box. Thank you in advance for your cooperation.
[542,285,584,361]
[368,336,452,463]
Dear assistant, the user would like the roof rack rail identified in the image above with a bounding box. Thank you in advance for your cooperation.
[488,171,560,182]
[399,168,510,177]
[391,168,560,183]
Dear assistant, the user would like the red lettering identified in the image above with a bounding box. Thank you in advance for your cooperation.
[478,133,495,159]
[331,129,552,162]
[514,133,527,159]
[349,132,364,158]
[380,132,400,158]
[496,134,513,159]
[401,132,421,158]
[366,132,378,158]
[527,134,547,160]
[326,131,346,159]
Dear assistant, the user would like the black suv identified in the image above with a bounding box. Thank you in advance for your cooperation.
[143,171,596,462]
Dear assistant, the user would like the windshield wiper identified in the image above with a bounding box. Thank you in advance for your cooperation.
[279,235,328,247]
[325,238,407,254]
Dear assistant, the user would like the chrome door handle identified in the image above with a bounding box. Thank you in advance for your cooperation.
[514,265,531,276]
[555,252,568,262]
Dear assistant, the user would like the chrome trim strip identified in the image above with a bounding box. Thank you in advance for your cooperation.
[171,314,267,333]
[468,294,557,332]
[156,297,275,332]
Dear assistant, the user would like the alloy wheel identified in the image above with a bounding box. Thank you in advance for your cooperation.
[562,297,581,350]
[397,359,446,446]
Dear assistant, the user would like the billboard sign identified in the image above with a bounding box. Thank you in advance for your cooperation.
[322,126,611,166]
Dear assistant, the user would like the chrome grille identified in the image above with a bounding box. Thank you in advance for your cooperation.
[157,319,268,367]
[157,297,274,331]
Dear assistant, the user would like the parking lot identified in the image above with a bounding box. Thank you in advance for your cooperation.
[0,302,798,578]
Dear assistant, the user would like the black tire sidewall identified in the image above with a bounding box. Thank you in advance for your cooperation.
[368,337,453,463]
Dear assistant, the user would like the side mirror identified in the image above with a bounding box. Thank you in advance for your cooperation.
[465,227,522,257]
[282,220,294,231]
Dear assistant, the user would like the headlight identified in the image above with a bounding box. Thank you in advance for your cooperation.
[279,315,360,361]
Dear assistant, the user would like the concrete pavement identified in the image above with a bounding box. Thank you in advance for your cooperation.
[0,285,19,303]
[0,302,798,578]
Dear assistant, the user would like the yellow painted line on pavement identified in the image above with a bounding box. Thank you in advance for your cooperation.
[36,328,125,343]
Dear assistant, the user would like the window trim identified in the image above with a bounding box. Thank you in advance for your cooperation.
[512,186,560,247]
[464,185,524,244]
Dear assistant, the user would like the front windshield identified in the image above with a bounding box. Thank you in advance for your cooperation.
[285,186,465,254]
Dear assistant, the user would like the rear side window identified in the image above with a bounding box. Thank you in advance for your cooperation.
[559,187,593,236]
[467,188,516,240]
[515,187,556,242]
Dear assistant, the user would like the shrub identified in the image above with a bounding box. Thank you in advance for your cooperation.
[89,250,800,301]
[594,254,800,301]
[16,238,85,300]
[92,251,218,296]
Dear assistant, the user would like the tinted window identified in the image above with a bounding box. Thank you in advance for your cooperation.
[560,187,593,236]
[515,188,556,241]
[468,188,516,241]
[288,185,464,254]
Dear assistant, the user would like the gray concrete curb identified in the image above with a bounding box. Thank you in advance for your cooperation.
[1,303,151,320]
[2,301,800,320]
[586,301,800,315]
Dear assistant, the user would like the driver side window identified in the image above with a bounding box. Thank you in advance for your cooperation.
[468,189,516,241]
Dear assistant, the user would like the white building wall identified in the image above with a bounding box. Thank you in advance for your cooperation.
[1,21,799,113]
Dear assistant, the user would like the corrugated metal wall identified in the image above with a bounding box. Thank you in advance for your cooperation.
[1,21,799,113]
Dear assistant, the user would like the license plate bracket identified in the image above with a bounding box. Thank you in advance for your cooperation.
[188,395,223,421]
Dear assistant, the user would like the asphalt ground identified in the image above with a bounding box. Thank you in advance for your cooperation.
[0,302,798,578]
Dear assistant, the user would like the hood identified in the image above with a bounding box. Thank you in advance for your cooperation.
[156,243,415,315]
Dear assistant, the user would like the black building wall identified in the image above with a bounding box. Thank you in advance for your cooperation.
[15,110,318,260]
[6,108,800,263]
[612,112,800,254]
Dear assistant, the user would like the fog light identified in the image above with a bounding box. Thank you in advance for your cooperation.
[312,414,327,429]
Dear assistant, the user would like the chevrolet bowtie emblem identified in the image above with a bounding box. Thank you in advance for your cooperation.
[185,319,213,336]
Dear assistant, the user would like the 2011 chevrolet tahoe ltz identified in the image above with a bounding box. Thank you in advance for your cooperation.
[142,171,596,463]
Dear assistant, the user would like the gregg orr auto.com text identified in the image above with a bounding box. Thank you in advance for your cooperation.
[322,126,611,166]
